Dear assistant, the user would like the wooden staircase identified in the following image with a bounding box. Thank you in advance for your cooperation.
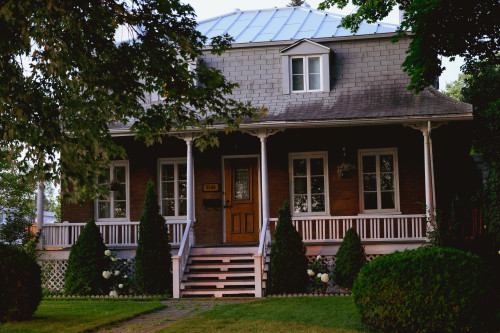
[180,246,268,298]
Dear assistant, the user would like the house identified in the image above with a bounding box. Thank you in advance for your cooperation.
[41,6,473,297]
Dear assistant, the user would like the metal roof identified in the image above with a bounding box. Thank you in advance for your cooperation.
[197,6,399,44]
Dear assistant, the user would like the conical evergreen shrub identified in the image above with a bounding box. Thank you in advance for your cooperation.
[270,201,309,294]
[65,219,110,295]
[134,181,172,295]
[333,227,366,289]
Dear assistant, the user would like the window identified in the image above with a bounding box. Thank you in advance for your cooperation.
[358,148,400,213]
[291,56,322,92]
[289,152,329,215]
[96,161,129,220]
[158,158,187,218]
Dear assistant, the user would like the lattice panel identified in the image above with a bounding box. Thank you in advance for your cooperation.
[41,260,68,291]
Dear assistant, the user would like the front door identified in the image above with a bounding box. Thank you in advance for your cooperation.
[224,158,259,242]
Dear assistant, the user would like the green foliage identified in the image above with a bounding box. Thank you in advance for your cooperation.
[442,73,470,101]
[333,228,366,289]
[318,0,500,92]
[353,247,498,333]
[0,243,42,322]
[307,255,331,294]
[65,220,110,295]
[134,181,172,295]
[287,0,306,6]
[270,201,309,294]
[0,0,263,203]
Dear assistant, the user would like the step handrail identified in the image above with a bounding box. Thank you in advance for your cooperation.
[172,219,194,298]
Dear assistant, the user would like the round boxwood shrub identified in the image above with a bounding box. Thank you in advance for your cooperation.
[353,246,498,333]
[0,243,42,322]
[333,227,366,289]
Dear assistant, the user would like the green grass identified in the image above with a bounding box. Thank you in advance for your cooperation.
[159,297,366,333]
[0,298,165,333]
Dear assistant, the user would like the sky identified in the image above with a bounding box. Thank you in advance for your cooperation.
[185,0,463,90]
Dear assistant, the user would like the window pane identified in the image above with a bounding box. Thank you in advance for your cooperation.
[309,73,320,90]
[113,184,126,200]
[362,155,376,173]
[311,194,325,212]
[98,169,110,184]
[310,158,324,175]
[311,176,324,194]
[179,199,187,216]
[114,166,126,183]
[178,163,187,180]
[98,202,110,219]
[178,180,187,198]
[381,191,395,209]
[162,199,175,216]
[114,201,126,218]
[308,57,320,73]
[294,177,307,195]
[294,195,308,212]
[380,173,394,191]
[293,159,307,176]
[292,58,304,74]
[234,168,249,200]
[162,182,174,198]
[363,174,377,191]
[364,193,377,210]
[292,74,304,91]
[162,164,174,181]
[380,155,394,172]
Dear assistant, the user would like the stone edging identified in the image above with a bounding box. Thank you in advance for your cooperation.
[43,295,168,300]
[267,292,352,298]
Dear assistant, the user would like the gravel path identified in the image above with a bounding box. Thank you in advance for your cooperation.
[97,299,253,333]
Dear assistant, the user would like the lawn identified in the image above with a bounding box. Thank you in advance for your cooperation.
[0,298,165,333]
[159,296,366,333]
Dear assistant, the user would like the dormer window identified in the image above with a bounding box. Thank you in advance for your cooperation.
[291,56,322,92]
[281,39,332,94]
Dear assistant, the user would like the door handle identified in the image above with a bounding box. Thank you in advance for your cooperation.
[224,200,232,208]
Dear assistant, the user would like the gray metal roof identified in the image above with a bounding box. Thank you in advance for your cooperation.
[197,6,399,44]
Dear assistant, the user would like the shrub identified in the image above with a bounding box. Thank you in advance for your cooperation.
[134,181,172,295]
[270,201,309,294]
[333,227,366,290]
[307,255,331,294]
[353,247,498,333]
[0,243,42,322]
[65,219,110,295]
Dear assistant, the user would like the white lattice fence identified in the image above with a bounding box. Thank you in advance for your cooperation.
[41,260,68,291]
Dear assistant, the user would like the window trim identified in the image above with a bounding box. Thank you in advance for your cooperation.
[358,148,400,214]
[289,151,330,216]
[290,55,323,93]
[157,157,189,220]
[95,160,130,222]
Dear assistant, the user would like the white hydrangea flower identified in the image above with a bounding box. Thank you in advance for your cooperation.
[111,257,117,262]
[316,255,322,260]
[118,284,123,289]
[102,271,112,279]
[317,273,322,278]
[124,275,128,279]
[321,273,329,283]
[307,269,315,276]
[104,250,111,256]
[114,270,120,276]
[109,290,118,297]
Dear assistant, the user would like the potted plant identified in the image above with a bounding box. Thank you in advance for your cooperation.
[109,180,121,191]
[337,162,356,179]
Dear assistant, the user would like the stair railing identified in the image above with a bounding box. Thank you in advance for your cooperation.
[254,217,271,297]
[172,219,194,298]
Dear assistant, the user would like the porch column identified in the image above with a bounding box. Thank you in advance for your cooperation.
[422,122,435,225]
[185,137,195,245]
[259,135,270,223]
[36,182,44,249]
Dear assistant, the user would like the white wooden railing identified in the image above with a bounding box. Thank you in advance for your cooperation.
[254,217,272,297]
[172,219,195,298]
[268,214,426,242]
[43,220,188,248]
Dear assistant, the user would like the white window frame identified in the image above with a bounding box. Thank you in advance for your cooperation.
[289,151,330,216]
[358,148,400,214]
[290,55,323,93]
[95,160,130,222]
[157,158,189,220]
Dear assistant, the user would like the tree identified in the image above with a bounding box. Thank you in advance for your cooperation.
[134,181,172,295]
[0,0,264,202]
[442,73,469,101]
[333,228,366,290]
[287,0,306,7]
[318,0,500,92]
[270,201,309,294]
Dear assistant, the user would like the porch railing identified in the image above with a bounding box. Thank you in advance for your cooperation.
[43,220,188,248]
[172,219,195,298]
[268,214,427,242]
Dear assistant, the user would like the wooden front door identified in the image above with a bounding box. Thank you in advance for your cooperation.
[224,158,259,242]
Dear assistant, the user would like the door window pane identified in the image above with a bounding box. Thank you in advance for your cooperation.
[234,168,250,200]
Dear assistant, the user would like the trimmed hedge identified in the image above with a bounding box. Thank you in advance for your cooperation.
[353,246,498,333]
[65,220,110,295]
[0,243,42,322]
[333,228,366,289]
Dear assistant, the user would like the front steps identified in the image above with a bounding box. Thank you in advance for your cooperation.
[180,246,268,298]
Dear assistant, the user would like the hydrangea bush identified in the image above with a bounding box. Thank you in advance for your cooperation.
[102,250,135,296]
[307,255,331,294]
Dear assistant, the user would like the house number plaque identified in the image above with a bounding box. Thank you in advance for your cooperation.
[202,183,220,192]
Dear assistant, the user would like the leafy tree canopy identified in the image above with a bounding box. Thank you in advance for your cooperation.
[0,0,264,202]
[318,0,500,92]
[287,0,306,7]
[442,73,469,101]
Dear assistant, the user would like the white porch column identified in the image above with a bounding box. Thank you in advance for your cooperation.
[421,123,435,226]
[185,137,195,246]
[36,182,45,249]
[259,135,270,223]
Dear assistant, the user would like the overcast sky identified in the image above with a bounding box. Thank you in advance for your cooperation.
[185,0,463,90]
